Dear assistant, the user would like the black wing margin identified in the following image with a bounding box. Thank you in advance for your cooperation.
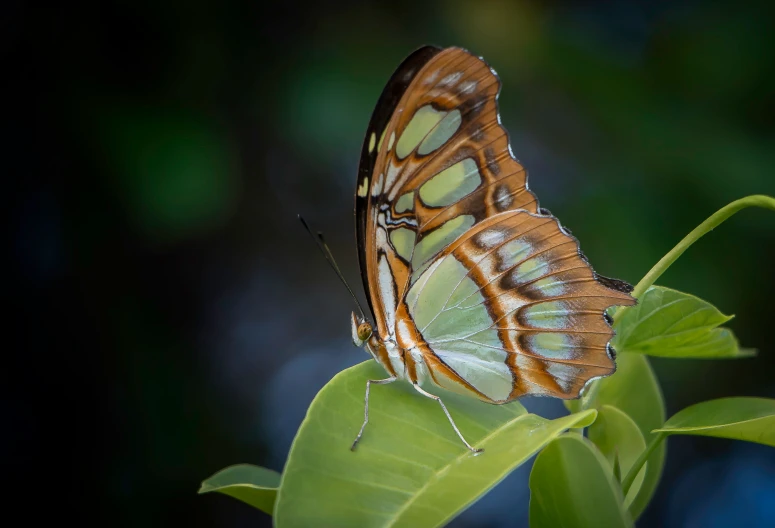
[353,45,442,320]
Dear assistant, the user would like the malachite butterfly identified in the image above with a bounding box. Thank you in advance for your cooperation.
[346,45,636,453]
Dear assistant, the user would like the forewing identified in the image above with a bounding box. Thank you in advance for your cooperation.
[403,210,636,403]
[356,46,537,338]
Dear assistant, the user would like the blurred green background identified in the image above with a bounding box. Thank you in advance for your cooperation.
[8,0,774,526]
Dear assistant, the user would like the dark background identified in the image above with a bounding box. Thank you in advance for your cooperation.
[7,0,775,526]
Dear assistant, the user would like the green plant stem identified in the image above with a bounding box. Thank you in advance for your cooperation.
[629,194,775,300]
[615,195,774,502]
[621,432,666,497]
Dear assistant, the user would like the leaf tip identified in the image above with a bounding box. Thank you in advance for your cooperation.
[571,408,598,428]
[198,483,213,495]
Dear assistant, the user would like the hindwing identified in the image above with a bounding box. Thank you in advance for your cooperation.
[403,210,635,402]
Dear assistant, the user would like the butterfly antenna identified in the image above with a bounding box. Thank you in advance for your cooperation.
[298,215,367,320]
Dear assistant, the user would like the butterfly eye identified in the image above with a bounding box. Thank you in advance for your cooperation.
[357,322,373,342]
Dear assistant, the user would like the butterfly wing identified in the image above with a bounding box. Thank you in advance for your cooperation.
[356,46,538,338]
[355,46,634,401]
[402,209,635,402]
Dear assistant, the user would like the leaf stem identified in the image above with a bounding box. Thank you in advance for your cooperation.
[630,194,775,300]
[621,432,667,497]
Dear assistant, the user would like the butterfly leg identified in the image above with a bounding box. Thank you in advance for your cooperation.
[412,383,484,454]
[350,376,397,451]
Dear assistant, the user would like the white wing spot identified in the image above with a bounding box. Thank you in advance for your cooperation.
[440,72,463,87]
[476,229,506,249]
[372,172,384,196]
[378,254,397,333]
[495,185,513,209]
[375,221,388,248]
[384,161,401,194]
[424,69,440,85]
[459,80,477,94]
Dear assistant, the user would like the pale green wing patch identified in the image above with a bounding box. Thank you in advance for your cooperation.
[389,227,416,261]
[418,158,481,207]
[406,253,512,402]
[395,105,448,159]
[418,110,462,155]
[395,191,415,213]
[411,214,475,277]
[520,300,574,330]
[407,254,492,338]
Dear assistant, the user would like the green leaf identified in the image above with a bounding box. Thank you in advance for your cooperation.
[611,450,622,482]
[613,286,753,359]
[653,397,775,446]
[199,464,281,515]
[529,435,633,528]
[587,405,647,509]
[274,361,597,528]
[565,353,665,520]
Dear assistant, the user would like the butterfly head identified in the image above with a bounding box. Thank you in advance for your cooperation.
[350,312,373,347]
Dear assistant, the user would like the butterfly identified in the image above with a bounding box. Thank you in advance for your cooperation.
[346,45,636,453]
